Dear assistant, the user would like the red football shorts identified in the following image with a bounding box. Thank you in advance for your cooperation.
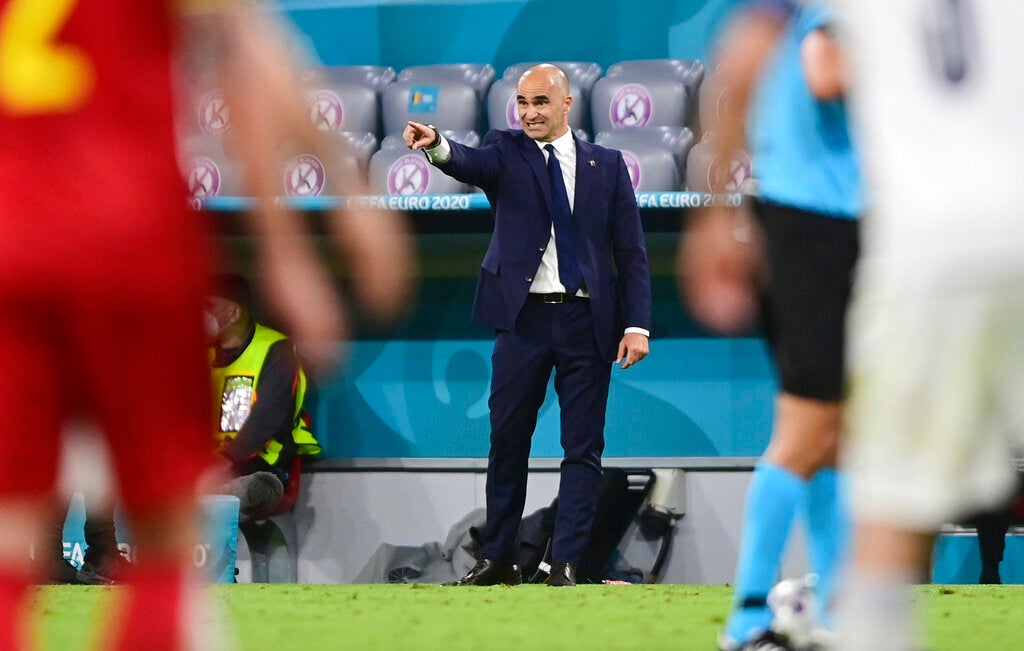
[0,197,214,515]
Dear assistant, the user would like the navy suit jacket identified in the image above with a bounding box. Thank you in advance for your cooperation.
[436,129,652,361]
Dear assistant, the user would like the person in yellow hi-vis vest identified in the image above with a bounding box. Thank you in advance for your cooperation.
[206,273,321,521]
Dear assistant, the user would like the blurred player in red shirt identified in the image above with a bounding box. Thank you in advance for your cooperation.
[0,1,412,649]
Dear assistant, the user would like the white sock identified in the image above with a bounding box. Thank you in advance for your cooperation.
[837,569,921,651]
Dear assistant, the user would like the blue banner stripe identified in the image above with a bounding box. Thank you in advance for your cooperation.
[199,192,742,212]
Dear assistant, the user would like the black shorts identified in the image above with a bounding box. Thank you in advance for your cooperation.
[756,200,860,401]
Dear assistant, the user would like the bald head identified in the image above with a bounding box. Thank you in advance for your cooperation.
[516,64,572,142]
[520,64,570,95]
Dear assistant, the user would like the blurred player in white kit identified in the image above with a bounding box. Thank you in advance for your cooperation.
[837,1,1024,649]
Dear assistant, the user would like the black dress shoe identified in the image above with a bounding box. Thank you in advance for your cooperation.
[980,562,1002,584]
[545,561,577,587]
[446,559,522,586]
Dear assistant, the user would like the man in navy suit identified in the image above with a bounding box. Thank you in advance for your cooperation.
[404,64,652,586]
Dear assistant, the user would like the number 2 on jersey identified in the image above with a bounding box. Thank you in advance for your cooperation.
[0,0,94,114]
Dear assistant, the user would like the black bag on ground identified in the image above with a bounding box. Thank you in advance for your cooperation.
[511,468,656,584]
[575,468,655,582]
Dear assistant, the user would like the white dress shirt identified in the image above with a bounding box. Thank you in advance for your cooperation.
[423,129,650,339]
[530,129,579,296]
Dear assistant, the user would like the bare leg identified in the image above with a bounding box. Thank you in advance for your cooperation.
[0,499,50,651]
[105,500,204,651]
[725,393,844,643]
[763,393,842,477]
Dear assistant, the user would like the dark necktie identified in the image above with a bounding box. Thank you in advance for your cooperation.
[544,144,583,293]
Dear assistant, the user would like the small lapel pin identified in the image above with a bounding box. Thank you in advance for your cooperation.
[589,160,596,167]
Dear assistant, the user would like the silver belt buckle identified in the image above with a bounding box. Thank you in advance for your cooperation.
[545,293,566,303]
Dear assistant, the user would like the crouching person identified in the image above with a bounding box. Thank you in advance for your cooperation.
[207,273,321,521]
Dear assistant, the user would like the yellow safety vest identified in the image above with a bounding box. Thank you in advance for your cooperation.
[211,324,321,467]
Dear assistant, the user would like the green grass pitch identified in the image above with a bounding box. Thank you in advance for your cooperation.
[29,583,1024,650]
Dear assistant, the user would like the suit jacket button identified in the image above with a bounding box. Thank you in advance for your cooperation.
[538,246,545,252]
[525,277,533,283]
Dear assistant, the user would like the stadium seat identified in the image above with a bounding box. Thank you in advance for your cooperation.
[395,63,496,100]
[174,76,239,199]
[684,132,752,193]
[238,456,304,583]
[590,59,705,134]
[605,59,704,104]
[694,65,732,139]
[302,66,390,138]
[595,127,695,192]
[368,131,480,195]
[178,134,243,199]
[281,131,380,197]
[335,130,379,180]
[382,64,493,136]
[307,64,396,92]
[181,85,232,138]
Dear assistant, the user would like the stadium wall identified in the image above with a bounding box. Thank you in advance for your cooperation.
[269,469,812,584]
[276,0,744,72]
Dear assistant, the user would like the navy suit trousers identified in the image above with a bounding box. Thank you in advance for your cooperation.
[481,299,612,566]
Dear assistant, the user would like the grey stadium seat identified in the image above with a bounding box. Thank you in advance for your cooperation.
[595,127,696,192]
[175,78,237,199]
[382,64,494,136]
[590,59,705,134]
[325,131,378,188]
[335,131,379,176]
[179,134,242,199]
[684,132,752,193]
[395,63,496,100]
[181,131,380,199]
[369,131,480,195]
[605,59,704,104]
[308,65,396,92]
[695,65,732,139]
[279,131,381,197]
[302,66,393,138]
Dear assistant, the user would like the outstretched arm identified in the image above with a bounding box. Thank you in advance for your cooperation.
[802,27,848,100]
[677,6,783,334]
[180,3,415,373]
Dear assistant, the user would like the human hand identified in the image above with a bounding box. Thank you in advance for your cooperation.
[616,332,649,369]
[258,236,350,377]
[677,205,764,335]
[403,121,438,150]
[326,201,415,328]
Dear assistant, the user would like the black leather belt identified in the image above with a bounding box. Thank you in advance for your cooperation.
[528,292,589,304]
